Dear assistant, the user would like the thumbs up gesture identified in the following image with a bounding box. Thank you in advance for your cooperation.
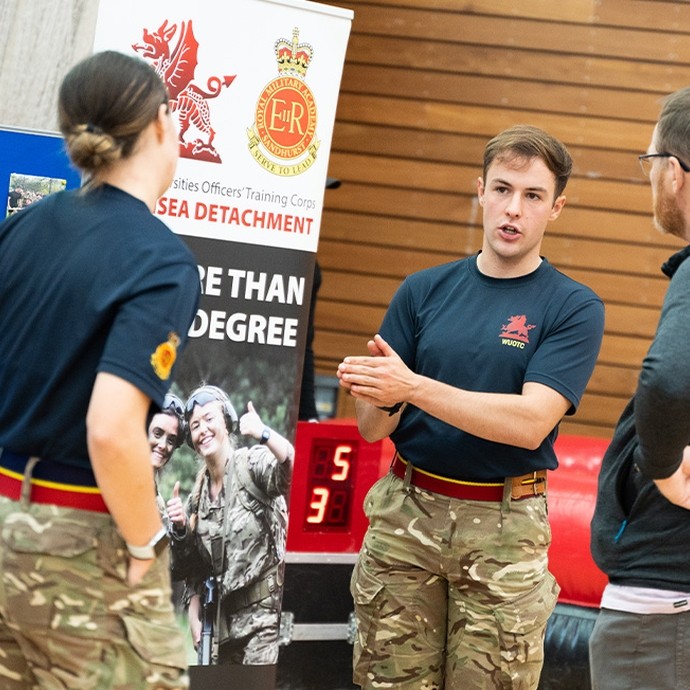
[166,480,187,529]
[239,400,263,440]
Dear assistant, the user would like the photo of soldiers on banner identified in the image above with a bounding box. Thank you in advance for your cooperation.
[160,380,294,666]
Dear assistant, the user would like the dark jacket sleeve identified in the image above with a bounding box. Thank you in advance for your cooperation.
[634,257,690,478]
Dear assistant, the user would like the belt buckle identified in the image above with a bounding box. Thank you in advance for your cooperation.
[510,471,545,500]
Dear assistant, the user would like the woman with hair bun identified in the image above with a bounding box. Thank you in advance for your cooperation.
[0,50,199,688]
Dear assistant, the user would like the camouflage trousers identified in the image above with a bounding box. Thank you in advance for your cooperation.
[0,496,189,689]
[217,592,282,665]
[351,472,559,690]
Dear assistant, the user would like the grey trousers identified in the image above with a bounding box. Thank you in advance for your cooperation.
[589,607,690,690]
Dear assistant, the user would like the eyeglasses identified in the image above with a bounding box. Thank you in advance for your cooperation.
[638,152,690,178]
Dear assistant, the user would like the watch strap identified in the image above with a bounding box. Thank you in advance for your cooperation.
[126,525,169,560]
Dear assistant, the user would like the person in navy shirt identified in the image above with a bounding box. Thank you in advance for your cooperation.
[590,86,690,690]
[338,125,604,690]
[0,51,200,688]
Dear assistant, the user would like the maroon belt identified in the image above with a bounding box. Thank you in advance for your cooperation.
[0,454,108,513]
[390,453,546,502]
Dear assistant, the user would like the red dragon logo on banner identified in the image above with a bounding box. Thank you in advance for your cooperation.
[132,19,235,163]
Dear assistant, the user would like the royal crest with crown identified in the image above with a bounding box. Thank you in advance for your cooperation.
[275,28,313,77]
[247,27,320,177]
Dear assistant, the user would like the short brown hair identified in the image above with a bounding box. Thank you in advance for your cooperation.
[483,125,573,199]
[656,87,690,165]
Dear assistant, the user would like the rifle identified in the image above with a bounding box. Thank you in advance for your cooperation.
[198,576,217,665]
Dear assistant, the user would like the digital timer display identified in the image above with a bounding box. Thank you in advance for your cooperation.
[287,421,393,553]
[303,440,358,530]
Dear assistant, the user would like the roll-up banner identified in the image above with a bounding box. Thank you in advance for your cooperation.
[93,0,352,686]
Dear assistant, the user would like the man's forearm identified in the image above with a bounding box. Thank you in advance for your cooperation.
[355,399,401,442]
[408,378,570,450]
[342,343,570,448]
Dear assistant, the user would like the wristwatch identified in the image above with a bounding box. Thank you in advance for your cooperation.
[260,428,271,444]
[126,526,169,560]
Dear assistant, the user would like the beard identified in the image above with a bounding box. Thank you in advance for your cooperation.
[653,184,686,239]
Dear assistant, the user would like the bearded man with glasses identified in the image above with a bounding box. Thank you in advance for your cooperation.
[590,87,690,689]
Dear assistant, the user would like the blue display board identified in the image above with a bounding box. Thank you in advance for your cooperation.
[0,126,81,215]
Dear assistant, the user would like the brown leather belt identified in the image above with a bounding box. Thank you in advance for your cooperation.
[391,453,546,502]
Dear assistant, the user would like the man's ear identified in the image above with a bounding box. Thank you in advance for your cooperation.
[477,177,485,205]
[549,195,566,221]
[671,157,686,194]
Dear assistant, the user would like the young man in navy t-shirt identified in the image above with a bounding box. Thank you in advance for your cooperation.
[338,125,604,690]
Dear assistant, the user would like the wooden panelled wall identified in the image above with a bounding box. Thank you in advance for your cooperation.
[316,0,690,438]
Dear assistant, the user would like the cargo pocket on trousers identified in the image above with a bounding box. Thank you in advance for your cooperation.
[350,558,385,659]
[121,611,188,669]
[494,573,559,676]
[1,512,102,631]
[116,553,188,673]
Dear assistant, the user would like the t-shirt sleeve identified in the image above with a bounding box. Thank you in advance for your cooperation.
[525,292,605,414]
[379,278,418,368]
[98,260,200,405]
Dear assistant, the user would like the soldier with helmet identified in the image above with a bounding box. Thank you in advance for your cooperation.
[147,393,185,521]
[166,384,293,665]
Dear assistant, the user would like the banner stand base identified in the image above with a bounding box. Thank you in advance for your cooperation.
[190,663,276,689]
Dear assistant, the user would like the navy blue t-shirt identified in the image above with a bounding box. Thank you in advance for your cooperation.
[382,254,604,480]
[0,184,200,474]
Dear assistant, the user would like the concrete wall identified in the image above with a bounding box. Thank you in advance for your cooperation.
[0,0,98,130]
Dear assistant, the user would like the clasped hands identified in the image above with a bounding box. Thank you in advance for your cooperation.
[337,334,414,409]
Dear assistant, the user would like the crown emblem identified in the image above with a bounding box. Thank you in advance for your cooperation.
[275,28,313,78]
